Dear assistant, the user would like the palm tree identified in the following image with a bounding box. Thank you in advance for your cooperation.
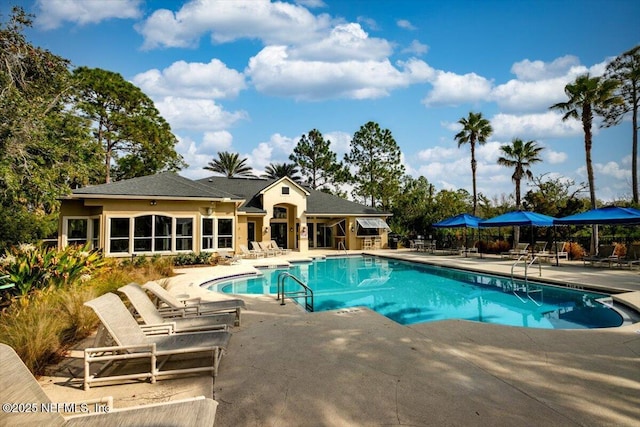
[261,162,302,182]
[497,139,544,209]
[204,151,254,177]
[454,112,493,216]
[550,74,620,253]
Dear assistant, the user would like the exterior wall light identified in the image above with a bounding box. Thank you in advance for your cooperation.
[150,200,157,206]
[206,207,213,215]
[350,226,355,233]
[264,226,269,234]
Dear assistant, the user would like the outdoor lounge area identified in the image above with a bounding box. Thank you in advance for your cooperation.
[28,247,640,426]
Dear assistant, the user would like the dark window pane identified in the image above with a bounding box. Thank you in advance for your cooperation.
[110,239,129,253]
[155,215,172,237]
[134,216,152,237]
[218,219,232,235]
[134,238,152,252]
[110,218,130,238]
[203,218,213,235]
[154,237,171,251]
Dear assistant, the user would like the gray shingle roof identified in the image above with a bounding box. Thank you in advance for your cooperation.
[71,172,242,200]
[199,176,389,216]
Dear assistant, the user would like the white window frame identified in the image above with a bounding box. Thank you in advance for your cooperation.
[62,216,100,249]
[200,216,235,252]
[106,214,195,256]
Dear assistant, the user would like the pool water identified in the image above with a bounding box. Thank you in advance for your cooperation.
[209,256,623,329]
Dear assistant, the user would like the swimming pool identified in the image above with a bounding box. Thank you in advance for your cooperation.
[208,256,624,329]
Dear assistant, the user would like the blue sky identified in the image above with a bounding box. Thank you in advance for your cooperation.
[5,0,639,202]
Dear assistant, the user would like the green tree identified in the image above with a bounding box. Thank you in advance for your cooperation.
[390,175,436,235]
[601,45,640,203]
[289,129,349,191]
[454,112,493,216]
[72,67,185,183]
[550,74,621,253]
[0,7,99,247]
[262,163,302,182]
[344,121,405,209]
[204,151,254,178]
[497,139,544,209]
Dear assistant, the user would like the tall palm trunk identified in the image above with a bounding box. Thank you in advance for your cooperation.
[582,103,598,254]
[513,178,522,248]
[470,139,477,216]
[633,91,638,203]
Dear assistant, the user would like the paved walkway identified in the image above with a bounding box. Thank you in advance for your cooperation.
[39,250,640,426]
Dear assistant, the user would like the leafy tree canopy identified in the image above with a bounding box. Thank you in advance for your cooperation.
[204,151,254,178]
[262,162,302,182]
[290,129,349,191]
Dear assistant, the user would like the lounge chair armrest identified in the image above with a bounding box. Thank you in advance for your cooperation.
[178,296,203,305]
[157,306,197,318]
[166,323,229,333]
[140,323,176,335]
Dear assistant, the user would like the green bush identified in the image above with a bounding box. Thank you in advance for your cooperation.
[0,243,105,303]
[172,252,212,266]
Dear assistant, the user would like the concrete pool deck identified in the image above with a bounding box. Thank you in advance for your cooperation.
[38,250,640,426]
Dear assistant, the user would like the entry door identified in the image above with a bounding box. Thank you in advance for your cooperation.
[271,223,288,249]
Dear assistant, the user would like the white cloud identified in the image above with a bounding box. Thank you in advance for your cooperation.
[510,55,581,81]
[491,76,572,112]
[137,0,332,49]
[491,112,583,139]
[296,0,326,8]
[246,46,432,100]
[35,0,142,29]
[246,142,274,171]
[132,59,246,99]
[422,71,493,107]
[289,23,392,61]
[154,97,248,131]
[174,135,214,180]
[200,131,234,154]
[402,40,429,56]
[545,149,568,164]
[595,161,630,180]
[397,19,416,30]
[417,146,458,162]
[325,131,352,155]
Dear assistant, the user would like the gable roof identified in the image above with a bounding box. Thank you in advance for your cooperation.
[69,172,243,201]
[199,176,390,216]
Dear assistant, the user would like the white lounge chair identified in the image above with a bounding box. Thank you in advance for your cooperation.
[0,343,219,426]
[501,243,529,259]
[253,241,274,256]
[239,243,264,258]
[84,293,232,390]
[216,250,240,265]
[118,283,235,334]
[269,240,291,255]
[143,280,245,326]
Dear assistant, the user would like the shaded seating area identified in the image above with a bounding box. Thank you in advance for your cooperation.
[501,243,529,259]
[118,283,235,334]
[83,293,231,390]
[0,343,219,426]
[617,243,640,269]
[143,280,245,326]
[583,244,618,267]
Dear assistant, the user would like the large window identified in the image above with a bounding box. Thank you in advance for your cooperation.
[64,217,99,249]
[201,218,234,251]
[109,215,193,255]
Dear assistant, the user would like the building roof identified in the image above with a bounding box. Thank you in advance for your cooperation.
[199,176,390,216]
[67,172,390,217]
[70,172,243,201]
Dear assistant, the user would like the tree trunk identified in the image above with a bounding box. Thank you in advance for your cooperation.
[471,141,477,216]
[632,87,638,204]
[513,180,521,249]
[583,105,598,254]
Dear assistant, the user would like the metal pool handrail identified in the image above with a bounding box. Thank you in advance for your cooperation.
[277,272,314,312]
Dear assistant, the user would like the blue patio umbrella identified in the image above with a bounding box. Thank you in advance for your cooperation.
[479,211,556,227]
[433,213,483,228]
[554,206,640,225]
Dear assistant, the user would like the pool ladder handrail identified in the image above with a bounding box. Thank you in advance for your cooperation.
[510,255,543,306]
[277,272,314,312]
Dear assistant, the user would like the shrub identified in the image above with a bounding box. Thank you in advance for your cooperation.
[172,252,212,266]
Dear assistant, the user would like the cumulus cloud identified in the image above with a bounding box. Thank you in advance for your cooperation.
[324,131,352,155]
[154,97,248,131]
[289,23,392,61]
[402,40,429,56]
[595,161,630,180]
[35,0,142,29]
[136,0,331,49]
[510,55,581,81]
[246,142,274,171]
[397,19,416,30]
[132,60,246,99]
[422,71,493,107]
[200,131,234,154]
[296,0,326,8]
[491,112,583,139]
[417,146,458,162]
[246,46,432,100]
[544,149,568,164]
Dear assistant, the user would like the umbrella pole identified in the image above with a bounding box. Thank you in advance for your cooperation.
[553,225,558,267]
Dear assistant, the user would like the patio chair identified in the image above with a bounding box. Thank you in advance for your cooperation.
[617,244,640,269]
[501,243,529,259]
[533,241,548,253]
[239,243,265,258]
[0,343,218,426]
[257,241,278,256]
[362,238,372,250]
[583,244,617,267]
[118,283,235,334]
[251,241,271,257]
[270,239,292,255]
[143,280,245,326]
[216,249,240,265]
[84,293,232,390]
[552,241,569,260]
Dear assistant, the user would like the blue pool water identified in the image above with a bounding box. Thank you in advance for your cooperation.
[208,256,623,329]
